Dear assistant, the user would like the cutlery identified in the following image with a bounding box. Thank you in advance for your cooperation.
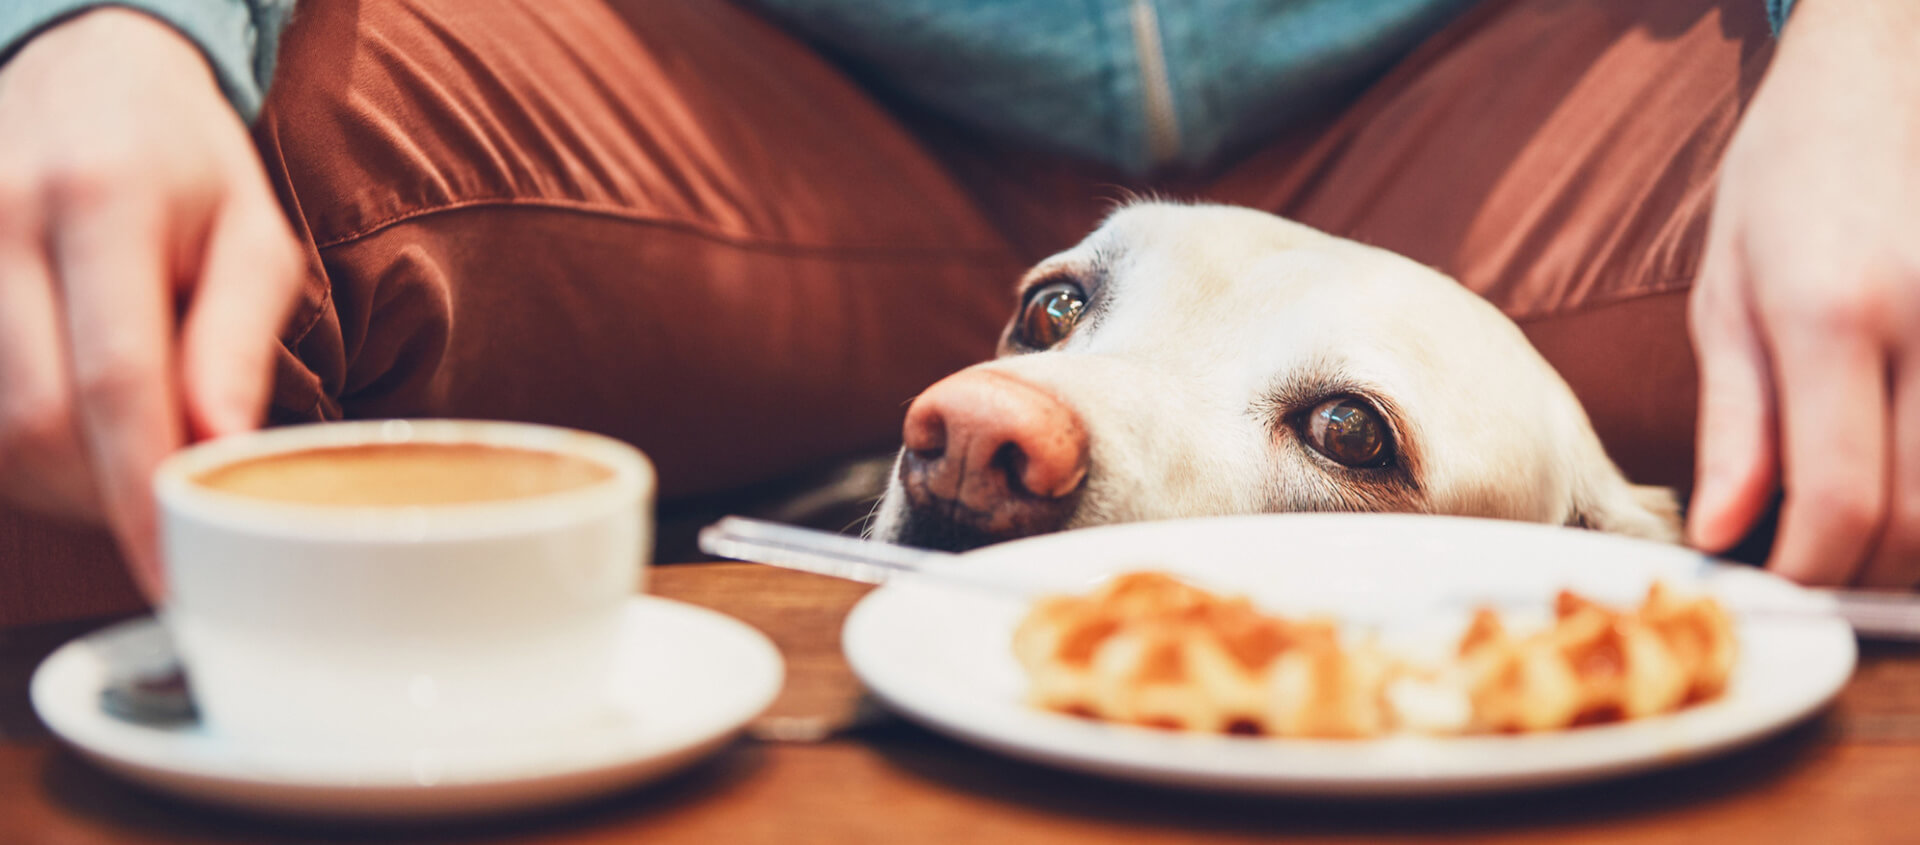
[698,515,1920,641]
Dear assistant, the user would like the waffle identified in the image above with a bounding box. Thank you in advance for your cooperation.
[1012,571,1736,738]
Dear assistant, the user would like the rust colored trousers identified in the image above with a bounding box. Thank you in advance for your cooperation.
[0,0,1774,625]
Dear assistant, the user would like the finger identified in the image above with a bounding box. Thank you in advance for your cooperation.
[51,191,181,600]
[1687,244,1780,552]
[179,187,304,440]
[1858,344,1920,588]
[1765,316,1889,586]
[0,233,100,516]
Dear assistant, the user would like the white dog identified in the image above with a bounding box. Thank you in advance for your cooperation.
[868,202,1679,551]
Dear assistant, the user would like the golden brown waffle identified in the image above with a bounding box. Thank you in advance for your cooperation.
[1012,572,1736,738]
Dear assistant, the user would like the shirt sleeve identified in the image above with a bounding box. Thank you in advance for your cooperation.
[1767,0,1795,34]
[0,0,297,122]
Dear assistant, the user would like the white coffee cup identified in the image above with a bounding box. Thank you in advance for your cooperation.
[152,419,654,751]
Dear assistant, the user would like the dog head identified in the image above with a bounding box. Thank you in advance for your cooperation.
[868,202,1679,551]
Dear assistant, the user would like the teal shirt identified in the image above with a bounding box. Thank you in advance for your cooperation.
[0,0,292,120]
[0,0,1797,174]
[751,0,1480,173]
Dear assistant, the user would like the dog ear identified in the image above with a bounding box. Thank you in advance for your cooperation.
[1567,481,1683,543]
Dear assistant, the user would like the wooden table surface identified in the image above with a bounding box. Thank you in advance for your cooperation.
[2,562,1917,844]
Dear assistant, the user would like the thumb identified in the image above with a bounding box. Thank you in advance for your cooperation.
[1686,243,1780,552]
[179,185,305,441]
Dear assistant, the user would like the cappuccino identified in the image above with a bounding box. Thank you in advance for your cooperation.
[193,442,614,506]
[156,420,654,751]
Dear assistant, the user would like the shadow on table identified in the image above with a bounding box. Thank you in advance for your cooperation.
[858,712,1830,836]
[37,738,768,842]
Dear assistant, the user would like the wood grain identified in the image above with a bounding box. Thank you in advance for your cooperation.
[1,563,1915,844]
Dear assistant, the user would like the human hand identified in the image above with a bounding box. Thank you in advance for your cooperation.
[0,9,304,598]
[1688,0,1920,586]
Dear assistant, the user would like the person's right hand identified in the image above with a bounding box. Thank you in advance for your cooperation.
[0,8,304,599]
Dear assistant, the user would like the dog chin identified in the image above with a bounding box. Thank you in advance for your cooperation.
[890,509,1008,552]
[872,499,1059,553]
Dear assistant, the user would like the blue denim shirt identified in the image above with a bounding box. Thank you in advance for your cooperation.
[752,0,1481,174]
[2,0,1797,174]
[0,0,292,119]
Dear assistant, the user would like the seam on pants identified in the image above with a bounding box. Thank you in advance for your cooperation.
[311,195,1016,262]
[282,270,335,350]
[1508,277,1695,326]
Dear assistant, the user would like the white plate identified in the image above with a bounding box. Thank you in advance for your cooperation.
[31,596,783,819]
[843,514,1856,796]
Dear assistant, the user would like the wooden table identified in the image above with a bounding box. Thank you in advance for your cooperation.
[2,563,1916,844]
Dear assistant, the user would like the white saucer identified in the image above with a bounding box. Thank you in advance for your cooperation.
[31,596,784,819]
[844,514,1857,797]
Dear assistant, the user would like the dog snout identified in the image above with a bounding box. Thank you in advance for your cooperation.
[898,370,1088,539]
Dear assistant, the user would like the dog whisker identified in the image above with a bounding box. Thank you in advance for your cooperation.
[865,202,1683,551]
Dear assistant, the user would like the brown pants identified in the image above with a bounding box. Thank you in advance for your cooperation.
[0,0,1774,626]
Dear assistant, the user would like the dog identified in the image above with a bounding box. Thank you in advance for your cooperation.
[868,202,1680,552]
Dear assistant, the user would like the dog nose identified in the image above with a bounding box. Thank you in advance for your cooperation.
[900,369,1089,515]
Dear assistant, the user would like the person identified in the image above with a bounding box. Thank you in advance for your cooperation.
[0,0,1913,626]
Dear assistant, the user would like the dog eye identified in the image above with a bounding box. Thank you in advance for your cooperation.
[1018,282,1086,348]
[1304,397,1394,468]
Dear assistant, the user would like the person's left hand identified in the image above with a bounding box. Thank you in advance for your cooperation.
[1688,0,1920,587]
